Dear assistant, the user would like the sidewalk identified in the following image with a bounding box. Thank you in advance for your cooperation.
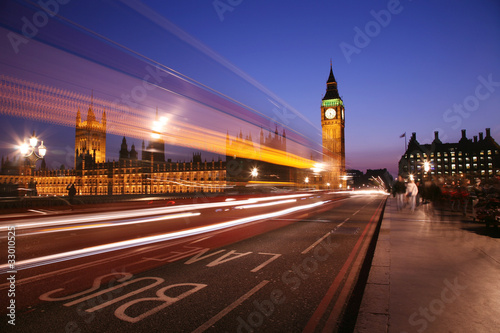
[354,197,500,333]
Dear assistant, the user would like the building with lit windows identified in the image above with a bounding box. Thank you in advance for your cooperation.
[0,105,227,197]
[398,129,500,183]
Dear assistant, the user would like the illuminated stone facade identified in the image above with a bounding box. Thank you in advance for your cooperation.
[1,106,227,196]
[75,100,106,167]
[321,64,346,189]
[398,129,500,183]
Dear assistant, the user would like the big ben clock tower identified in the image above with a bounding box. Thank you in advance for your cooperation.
[321,63,346,189]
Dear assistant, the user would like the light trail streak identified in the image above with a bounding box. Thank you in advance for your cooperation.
[119,0,320,133]
[40,212,201,233]
[0,75,317,169]
[0,193,313,233]
[0,200,326,273]
[234,199,297,209]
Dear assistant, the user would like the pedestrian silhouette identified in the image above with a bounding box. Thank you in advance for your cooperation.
[67,183,76,204]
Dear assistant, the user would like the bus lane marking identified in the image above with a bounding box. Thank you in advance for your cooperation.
[115,283,207,323]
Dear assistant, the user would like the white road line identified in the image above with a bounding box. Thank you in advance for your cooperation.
[302,218,350,254]
[251,253,281,272]
[192,280,269,333]
[190,236,213,244]
[302,232,331,254]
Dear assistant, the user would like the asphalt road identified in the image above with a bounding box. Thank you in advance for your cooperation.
[1,191,386,332]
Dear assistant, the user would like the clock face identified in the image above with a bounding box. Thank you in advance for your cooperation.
[325,108,336,119]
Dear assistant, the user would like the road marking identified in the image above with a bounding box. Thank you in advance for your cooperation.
[302,232,332,254]
[190,236,212,244]
[251,253,281,272]
[65,277,164,309]
[302,218,349,254]
[114,283,207,323]
[192,280,269,333]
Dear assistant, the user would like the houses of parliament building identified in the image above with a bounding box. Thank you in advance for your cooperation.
[0,102,294,197]
[1,104,229,196]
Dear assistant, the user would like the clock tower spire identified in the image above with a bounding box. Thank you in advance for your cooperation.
[321,63,346,189]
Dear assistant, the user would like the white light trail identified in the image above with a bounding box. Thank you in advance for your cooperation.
[0,200,325,273]
[234,199,297,209]
[0,193,313,233]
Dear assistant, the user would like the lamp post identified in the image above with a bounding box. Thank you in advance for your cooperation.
[423,160,431,182]
[20,131,47,166]
[250,167,258,178]
[19,131,47,196]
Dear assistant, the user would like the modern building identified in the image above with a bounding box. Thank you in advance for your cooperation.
[321,64,346,189]
[398,129,500,183]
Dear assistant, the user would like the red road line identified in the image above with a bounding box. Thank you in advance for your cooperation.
[321,201,384,332]
[303,199,385,333]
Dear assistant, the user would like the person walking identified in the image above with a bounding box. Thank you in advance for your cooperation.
[67,183,76,204]
[393,175,406,211]
[406,178,419,212]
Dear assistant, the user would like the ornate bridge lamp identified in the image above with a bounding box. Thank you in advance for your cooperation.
[20,131,47,167]
[19,131,47,196]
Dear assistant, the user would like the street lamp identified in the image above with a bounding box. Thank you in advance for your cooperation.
[250,167,258,178]
[20,131,47,164]
[19,131,47,196]
[423,161,430,173]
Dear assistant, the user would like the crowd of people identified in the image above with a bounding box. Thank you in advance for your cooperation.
[391,175,500,221]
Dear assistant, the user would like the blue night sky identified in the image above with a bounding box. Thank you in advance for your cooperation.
[1,0,499,176]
